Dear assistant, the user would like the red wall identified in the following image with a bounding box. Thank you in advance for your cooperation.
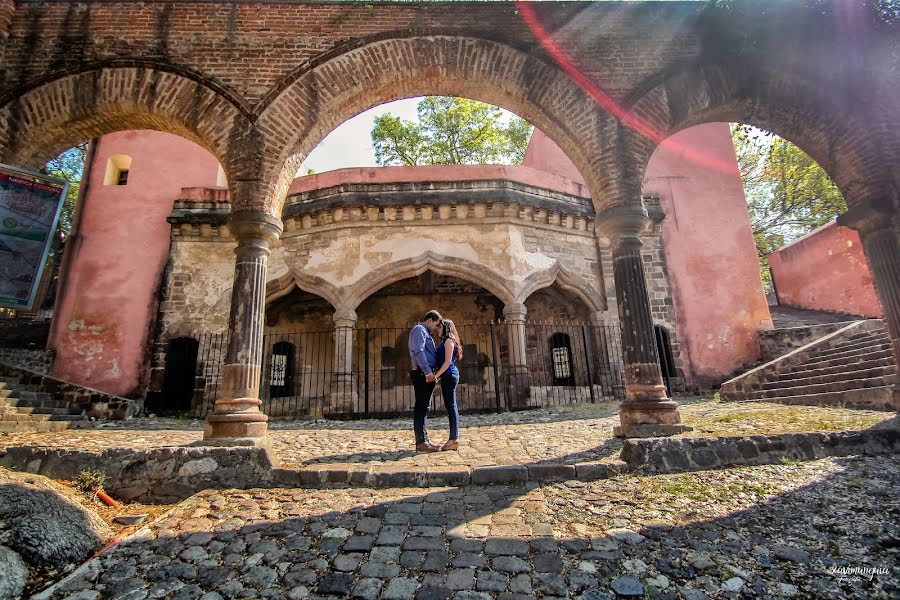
[644,124,772,386]
[49,131,220,396]
[525,122,771,386]
[769,222,882,318]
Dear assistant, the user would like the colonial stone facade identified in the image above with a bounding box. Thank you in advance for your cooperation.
[2,1,895,440]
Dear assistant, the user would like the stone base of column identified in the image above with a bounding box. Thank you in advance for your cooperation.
[202,408,269,445]
[613,393,693,438]
[327,374,358,414]
[507,365,530,408]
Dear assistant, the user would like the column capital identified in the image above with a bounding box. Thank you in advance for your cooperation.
[502,303,527,322]
[333,307,358,328]
[596,203,650,250]
[229,210,283,244]
[837,204,899,239]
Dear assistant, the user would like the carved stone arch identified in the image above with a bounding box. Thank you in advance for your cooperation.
[344,252,516,311]
[625,62,889,209]
[0,65,255,185]
[265,269,343,311]
[517,263,605,314]
[254,33,613,216]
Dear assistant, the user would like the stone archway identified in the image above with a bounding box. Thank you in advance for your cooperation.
[254,34,612,216]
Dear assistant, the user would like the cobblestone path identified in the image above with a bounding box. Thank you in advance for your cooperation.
[1,402,890,473]
[43,456,898,600]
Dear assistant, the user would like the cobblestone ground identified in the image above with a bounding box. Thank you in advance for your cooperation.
[42,455,898,600]
[0,401,891,472]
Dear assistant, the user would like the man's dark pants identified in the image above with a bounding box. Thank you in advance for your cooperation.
[410,369,434,444]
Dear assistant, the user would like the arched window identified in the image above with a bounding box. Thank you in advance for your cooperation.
[270,341,296,398]
[549,332,575,386]
[103,154,132,186]
[161,337,199,413]
[654,325,676,394]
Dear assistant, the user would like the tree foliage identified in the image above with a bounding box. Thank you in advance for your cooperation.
[40,143,86,308]
[372,97,532,166]
[731,124,846,291]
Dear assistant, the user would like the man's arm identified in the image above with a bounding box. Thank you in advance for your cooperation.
[409,326,434,375]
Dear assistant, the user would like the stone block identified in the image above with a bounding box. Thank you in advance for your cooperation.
[471,465,528,485]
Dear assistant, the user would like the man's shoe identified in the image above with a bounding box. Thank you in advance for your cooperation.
[441,440,459,451]
[416,442,440,452]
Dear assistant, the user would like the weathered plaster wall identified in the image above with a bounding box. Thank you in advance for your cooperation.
[50,131,220,396]
[644,123,772,387]
[768,222,882,318]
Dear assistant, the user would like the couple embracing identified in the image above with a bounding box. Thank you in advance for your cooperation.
[407,310,463,452]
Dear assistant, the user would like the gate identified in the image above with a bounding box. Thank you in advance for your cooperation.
[174,321,626,419]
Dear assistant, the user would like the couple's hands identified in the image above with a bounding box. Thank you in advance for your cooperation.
[426,373,442,383]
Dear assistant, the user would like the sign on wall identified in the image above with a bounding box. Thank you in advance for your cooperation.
[0,163,68,310]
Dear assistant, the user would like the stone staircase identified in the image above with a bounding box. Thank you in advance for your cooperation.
[722,320,897,411]
[0,375,87,432]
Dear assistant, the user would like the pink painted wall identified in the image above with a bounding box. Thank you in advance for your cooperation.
[290,163,590,198]
[522,128,585,184]
[49,131,220,396]
[522,122,771,385]
[769,222,882,318]
[644,123,772,386]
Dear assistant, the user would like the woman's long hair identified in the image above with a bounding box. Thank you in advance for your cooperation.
[441,319,464,361]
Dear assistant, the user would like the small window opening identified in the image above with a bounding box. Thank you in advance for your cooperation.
[103,154,133,186]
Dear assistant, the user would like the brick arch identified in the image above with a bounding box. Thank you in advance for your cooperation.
[0,66,254,183]
[342,252,516,311]
[265,269,342,312]
[255,34,612,217]
[626,62,890,209]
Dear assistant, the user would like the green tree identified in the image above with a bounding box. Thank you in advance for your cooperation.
[731,124,846,292]
[41,143,87,308]
[372,97,532,166]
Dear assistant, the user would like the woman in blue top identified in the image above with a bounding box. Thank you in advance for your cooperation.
[433,319,462,451]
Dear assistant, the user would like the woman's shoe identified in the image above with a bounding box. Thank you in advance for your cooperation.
[416,442,440,452]
[441,439,459,451]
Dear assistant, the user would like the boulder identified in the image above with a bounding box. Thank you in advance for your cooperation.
[0,469,113,567]
[0,545,28,599]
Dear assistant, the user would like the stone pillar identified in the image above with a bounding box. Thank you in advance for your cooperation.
[598,203,691,437]
[328,307,358,414]
[839,206,900,410]
[503,303,529,407]
[203,211,282,445]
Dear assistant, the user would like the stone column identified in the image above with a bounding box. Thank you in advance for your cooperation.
[203,211,282,444]
[328,307,358,414]
[839,206,900,410]
[598,203,691,437]
[503,303,529,407]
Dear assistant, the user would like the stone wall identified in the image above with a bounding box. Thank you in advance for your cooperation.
[0,445,274,504]
[621,428,900,474]
[0,349,53,374]
[0,319,51,349]
[0,363,138,420]
[757,322,856,363]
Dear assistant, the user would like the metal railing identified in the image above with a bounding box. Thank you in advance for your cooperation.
[167,321,626,419]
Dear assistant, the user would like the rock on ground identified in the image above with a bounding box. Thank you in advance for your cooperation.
[0,469,113,567]
[0,545,28,599]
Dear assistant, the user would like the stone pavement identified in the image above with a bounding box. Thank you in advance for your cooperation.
[39,455,899,600]
[0,401,891,475]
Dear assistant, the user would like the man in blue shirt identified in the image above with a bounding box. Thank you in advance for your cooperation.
[408,310,443,451]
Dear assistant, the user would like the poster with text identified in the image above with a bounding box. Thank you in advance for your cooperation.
[0,166,67,310]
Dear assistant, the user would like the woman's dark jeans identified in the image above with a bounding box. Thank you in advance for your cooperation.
[440,372,460,440]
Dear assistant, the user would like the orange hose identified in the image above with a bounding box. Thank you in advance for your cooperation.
[96,489,120,509]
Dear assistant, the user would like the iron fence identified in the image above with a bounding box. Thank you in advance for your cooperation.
[166,321,626,419]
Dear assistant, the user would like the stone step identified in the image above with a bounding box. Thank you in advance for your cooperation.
[782,356,896,380]
[814,335,891,356]
[9,405,84,417]
[761,364,896,389]
[750,375,890,400]
[0,420,71,433]
[1,412,52,422]
[755,386,895,411]
[789,348,895,373]
[805,341,894,364]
